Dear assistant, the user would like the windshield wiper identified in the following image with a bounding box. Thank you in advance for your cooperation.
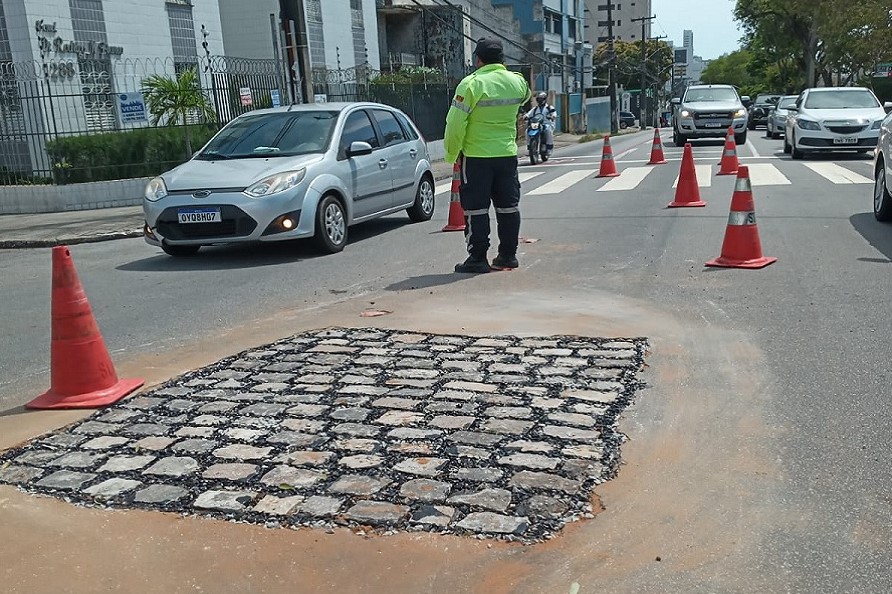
[198,151,232,160]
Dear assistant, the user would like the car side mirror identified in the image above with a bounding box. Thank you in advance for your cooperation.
[885,101,892,114]
[346,141,373,157]
[670,97,680,105]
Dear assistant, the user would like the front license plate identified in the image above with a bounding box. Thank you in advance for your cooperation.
[703,122,722,128]
[178,208,221,224]
[833,137,858,145]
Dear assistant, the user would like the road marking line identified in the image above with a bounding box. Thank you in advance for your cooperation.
[597,166,654,191]
[615,147,638,159]
[519,171,544,183]
[673,164,713,188]
[747,139,761,158]
[526,170,596,195]
[747,163,791,186]
[802,162,873,184]
[435,182,452,195]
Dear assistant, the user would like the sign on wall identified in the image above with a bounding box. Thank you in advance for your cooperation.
[270,89,281,108]
[118,92,147,123]
[239,87,254,106]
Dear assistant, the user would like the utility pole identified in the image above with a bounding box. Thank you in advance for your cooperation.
[648,35,667,128]
[631,15,655,130]
[606,2,617,134]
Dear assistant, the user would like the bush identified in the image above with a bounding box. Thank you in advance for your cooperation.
[46,125,218,185]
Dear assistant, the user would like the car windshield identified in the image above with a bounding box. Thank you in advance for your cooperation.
[198,111,338,159]
[684,88,739,102]
[777,97,797,109]
[804,90,879,109]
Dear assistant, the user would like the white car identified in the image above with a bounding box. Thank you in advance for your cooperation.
[784,87,887,159]
[766,95,798,139]
[872,104,892,221]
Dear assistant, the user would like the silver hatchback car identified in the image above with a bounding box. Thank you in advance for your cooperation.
[143,102,435,256]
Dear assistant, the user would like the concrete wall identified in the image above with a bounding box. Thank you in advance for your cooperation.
[218,0,278,60]
[0,178,147,214]
[586,96,610,134]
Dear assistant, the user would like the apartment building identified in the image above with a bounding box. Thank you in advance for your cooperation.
[584,0,651,46]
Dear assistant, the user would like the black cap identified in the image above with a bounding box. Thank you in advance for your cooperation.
[473,37,504,64]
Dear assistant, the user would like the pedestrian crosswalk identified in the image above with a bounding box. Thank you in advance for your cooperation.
[434,160,874,197]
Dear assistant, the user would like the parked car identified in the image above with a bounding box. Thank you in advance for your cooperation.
[784,87,888,160]
[671,84,750,146]
[766,95,798,139]
[143,103,435,256]
[748,93,782,130]
[619,111,637,129]
[871,101,892,221]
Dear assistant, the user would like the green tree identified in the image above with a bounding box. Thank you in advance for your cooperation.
[142,67,217,158]
[595,40,673,91]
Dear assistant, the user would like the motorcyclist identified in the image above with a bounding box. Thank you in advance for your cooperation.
[524,92,557,156]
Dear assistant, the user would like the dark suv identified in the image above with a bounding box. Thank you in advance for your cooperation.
[748,94,782,130]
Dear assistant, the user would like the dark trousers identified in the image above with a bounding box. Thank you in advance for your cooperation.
[459,156,521,260]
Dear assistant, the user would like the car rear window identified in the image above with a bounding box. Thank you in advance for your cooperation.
[804,90,879,109]
[778,97,797,109]
[198,111,338,159]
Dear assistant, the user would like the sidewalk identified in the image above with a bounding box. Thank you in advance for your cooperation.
[0,133,587,249]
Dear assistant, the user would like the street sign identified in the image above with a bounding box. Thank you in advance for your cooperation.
[239,87,253,106]
[270,89,281,107]
[875,63,892,78]
[117,92,147,123]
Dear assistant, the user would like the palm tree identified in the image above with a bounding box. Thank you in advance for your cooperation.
[142,67,217,158]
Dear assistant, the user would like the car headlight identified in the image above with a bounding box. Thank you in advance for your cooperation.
[145,177,167,202]
[680,110,691,118]
[872,119,883,130]
[797,119,821,131]
[734,108,747,118]
[244,170,306,198]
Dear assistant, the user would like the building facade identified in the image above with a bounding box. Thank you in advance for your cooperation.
[0,0,225,178]
[584,0,651,46]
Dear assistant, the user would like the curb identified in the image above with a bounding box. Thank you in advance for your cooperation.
[0,229,143,249]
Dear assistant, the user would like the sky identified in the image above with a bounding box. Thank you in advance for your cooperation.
[650,0,743,60]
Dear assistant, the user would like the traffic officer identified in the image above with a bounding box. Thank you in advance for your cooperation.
[444,37,532,274]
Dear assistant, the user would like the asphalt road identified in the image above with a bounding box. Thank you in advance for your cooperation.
[3,128,892,591]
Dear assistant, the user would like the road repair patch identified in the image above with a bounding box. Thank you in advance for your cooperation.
[0,328,647,543]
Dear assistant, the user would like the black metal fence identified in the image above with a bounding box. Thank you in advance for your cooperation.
[0,57,454,186]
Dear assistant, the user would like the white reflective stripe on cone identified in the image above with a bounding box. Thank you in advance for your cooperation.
[728,211,757,226]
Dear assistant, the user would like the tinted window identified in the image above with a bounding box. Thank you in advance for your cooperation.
[394,111,420,140]
[804,90,880,109]
[340,110,379,158]
[198,111,337,159]
[371,110,407,147]
[778,97,797,109]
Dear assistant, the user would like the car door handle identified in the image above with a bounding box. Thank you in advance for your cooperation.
[409,148,417,157]
[378,159,388,168]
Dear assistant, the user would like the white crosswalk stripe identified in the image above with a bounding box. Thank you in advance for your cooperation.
[435,182,452,195]
[747,163,791,186]
[526,170,597,195]
[597,166,654,191]
[436,171,544,196]
[802,162,873,184]
[672,164,713,188]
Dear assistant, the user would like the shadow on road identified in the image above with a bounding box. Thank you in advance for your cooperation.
[386,273,471,291]
[116,218,409,272]
[850,212,892,263]
[0,405,29,418]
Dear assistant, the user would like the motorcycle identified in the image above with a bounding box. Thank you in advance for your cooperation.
[526,113,550,165]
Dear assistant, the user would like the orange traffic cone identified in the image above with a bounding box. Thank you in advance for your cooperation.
[26,246,144,409]
[647,128,667,165]
[441,160,466,232]
[597,135,620,178]
[717,127,739,175]
[705,165,777,269]
[668,143,706,208]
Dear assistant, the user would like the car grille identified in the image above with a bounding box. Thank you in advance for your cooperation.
[694,112,734,120]
[156,205,258,240]
[826,125,866,134]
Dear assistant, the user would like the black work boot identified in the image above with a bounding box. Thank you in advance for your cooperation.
[454,256,491,274]
[491,254,519,269]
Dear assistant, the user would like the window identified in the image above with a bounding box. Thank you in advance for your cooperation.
[340,110,379,158]
[394,112,420,140]
[167,1,198,73]
[197,111,337,158]
[371,110,407,147]
[544,10,562,35]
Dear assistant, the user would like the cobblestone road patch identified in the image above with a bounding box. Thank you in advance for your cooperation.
[0,327,646,543]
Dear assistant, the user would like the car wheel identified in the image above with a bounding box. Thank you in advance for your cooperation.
[161,244,200,257]
[748,120,756,131]
[620,121,628,129]
[407,174,435,223]
[771,130,780,140]
[783,135,792,154]
[735,130,747,145]
[673,130,686,147]
[874,161,892,222]
[313,194,347,253]
[790,133,804,160]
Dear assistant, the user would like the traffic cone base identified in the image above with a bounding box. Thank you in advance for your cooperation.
[597,135,620,177]
[705,165,776,269]
[717,127,739,176]
[648,128,667,165]
[668,142,705,207]
[26,246,144,410]
[442,160,466,232]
